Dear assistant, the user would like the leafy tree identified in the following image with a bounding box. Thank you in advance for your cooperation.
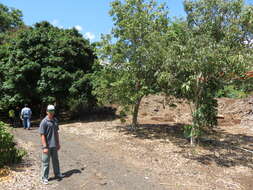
[0,22,96,114]
[94,0,169,128]
[159,0,253,145]
[0,3,24,45]
[0,3,24,111]
[0,3,23,33]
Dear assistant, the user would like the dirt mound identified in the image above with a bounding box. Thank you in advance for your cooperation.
[139,95,192,124]
[138,95,253,129]
[218,96,253,128]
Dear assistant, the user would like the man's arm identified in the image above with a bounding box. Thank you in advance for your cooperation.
[41,134,47,147]
[39,120,48,153]
[41,134,48,153]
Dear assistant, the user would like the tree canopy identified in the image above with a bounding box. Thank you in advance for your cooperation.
[0,3,24,33]
[0,21,96,114]
[93,0,169,127]
[158,0,253,144]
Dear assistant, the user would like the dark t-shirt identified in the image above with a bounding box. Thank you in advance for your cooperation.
[39,116,59,148]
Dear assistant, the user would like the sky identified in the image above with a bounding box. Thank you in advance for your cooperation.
[0,0,186,42]
[1,0,253,42]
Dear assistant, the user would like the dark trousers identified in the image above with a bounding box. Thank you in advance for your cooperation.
[9,117,14,127]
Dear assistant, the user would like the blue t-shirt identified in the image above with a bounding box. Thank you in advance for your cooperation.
[39,116,59,148]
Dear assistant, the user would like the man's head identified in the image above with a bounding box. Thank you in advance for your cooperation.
[47,105,55,118]
[25,104,28,107]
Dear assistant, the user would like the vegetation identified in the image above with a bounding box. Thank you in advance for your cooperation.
[93,0,169,128]
[0,3,24,34]
[94,0,253,145]
[0,121,26,168]
[0,21,97,115]
[159,0,253,145]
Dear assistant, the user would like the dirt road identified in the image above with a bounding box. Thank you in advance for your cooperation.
[10,127,167,190]
[2,95,253,190]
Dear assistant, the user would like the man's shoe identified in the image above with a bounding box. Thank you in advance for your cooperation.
[42,178,49,185]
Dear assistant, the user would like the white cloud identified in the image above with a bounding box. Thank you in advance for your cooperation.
[50,19,63,28]
[50,21,96,41]
[51,19,59,26]
[74,25,83,32]
[84,32,95,41]
[244,39,253,48]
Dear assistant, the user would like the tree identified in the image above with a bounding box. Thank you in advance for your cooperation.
[0,3,24,111]
[0,3,23,33]
[0,3,24,44]
[159,0,253,145]
[0,21,96,114]
[94,0,169,128]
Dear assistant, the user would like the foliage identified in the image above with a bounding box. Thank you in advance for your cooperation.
[94,0,169,127]
[216,84,248,98]
[159,0,253,145]
[0,3,24,112]
[0,21,97,114]
[232,75,253,94]
[183,124,202,139]
[0,121,26,168]
[0,3,24,34]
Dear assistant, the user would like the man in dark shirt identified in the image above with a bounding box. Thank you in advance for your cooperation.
[39,105,64,184]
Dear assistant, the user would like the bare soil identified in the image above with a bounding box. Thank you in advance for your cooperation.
[1,95,253,190]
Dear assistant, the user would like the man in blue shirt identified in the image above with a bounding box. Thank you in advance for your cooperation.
[39,105,64,185]
[20,104,32,130]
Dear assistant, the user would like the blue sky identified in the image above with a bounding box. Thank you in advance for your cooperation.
[1,0,186,41]
[1,0,252,42]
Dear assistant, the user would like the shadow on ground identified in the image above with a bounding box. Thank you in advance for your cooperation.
[58,106,120,125]
[116,123,253,169]
[49,169,82,181]
[28,106,120,128]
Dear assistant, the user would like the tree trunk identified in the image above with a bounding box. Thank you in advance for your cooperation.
[40,104,46,119]
[190,127,196,146]
[191,100,199,146]
[132,97,143,129]
[54,100,60,118]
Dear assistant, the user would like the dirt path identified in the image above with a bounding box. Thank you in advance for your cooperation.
[2,95,253,190]
[10,127,168,190]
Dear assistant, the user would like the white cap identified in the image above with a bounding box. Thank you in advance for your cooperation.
[47,105,55,111]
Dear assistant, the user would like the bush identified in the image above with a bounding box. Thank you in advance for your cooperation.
[0,121,26,168]
[216,85,248,98]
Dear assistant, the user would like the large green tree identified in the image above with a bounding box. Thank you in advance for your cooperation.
[93,0,169,128]
[159,0,253,145]
[0,21,96,114]
[0,3,23,34]
[0,3,24,111]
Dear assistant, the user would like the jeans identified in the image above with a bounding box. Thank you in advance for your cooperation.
[42,148,61,180]
[22,117,30,129]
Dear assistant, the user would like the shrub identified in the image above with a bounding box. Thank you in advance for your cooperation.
[216,85,248,98]
[0,121,26,168]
